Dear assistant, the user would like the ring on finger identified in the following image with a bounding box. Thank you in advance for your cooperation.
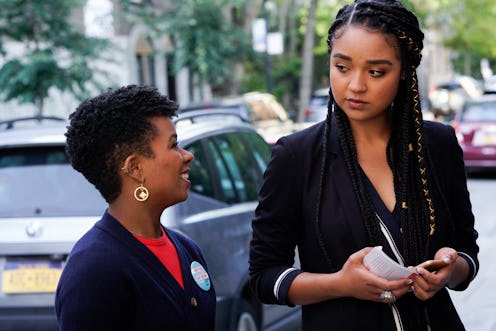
[380,290,396,303]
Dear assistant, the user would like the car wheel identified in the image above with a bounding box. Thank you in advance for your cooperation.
[235,299,260,331]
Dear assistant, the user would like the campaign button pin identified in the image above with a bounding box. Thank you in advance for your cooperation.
[190,261,211,291]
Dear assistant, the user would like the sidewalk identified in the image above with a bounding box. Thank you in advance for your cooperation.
[450,236,495,331]
[449,179,496,331]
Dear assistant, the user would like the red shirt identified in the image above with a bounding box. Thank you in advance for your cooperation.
[133,227,184,289]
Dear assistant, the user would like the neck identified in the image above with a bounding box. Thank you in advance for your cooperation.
[108,203,163,239]
[349,116,391,146]
[128,227,162,239]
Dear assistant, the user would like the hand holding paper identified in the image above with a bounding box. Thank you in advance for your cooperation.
[363,246,417,281]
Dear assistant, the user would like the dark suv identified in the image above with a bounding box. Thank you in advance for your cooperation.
[0,115,300,331]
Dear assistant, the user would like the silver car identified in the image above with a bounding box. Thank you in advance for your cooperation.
[0,115,300,331]
[304,88,329,123]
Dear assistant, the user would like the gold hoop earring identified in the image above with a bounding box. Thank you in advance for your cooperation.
[134,183,149,202]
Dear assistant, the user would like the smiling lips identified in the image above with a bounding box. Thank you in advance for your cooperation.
[180,171,191,189]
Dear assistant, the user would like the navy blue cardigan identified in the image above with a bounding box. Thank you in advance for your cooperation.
[249,119,479,331]
[56,211,216,331]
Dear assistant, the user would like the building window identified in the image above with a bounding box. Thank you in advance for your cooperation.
[136,35,155,86]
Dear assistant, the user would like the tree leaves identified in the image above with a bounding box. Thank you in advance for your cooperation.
[0,0,111,115]
[123,0,250,86]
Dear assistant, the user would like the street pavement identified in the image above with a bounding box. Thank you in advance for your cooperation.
[450,176,496,331]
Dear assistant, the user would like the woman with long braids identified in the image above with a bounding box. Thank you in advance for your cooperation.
[249,1,479,330]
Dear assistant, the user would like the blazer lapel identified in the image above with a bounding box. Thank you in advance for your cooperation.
[327,121,368,247]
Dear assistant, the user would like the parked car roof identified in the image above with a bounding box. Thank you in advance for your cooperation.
[458,94,496,119]
[0,116,66,131]
[180,92,312,145]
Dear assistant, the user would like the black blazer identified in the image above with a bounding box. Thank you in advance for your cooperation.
[249,119,479,331]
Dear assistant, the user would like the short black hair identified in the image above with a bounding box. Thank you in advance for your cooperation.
[65,85,178,203]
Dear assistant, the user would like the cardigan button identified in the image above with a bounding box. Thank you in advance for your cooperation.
[190,297,198,307]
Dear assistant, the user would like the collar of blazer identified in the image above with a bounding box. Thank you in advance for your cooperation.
[316,115,370,252]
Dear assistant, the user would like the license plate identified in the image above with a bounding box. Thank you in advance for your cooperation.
[2,260,62,294]
[473,131,496,146]
[485,134,496,145]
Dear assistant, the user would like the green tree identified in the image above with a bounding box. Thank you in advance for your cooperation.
[0,0,111,117]
[122,0,251,98]
[423,0,496,76]
[445,0,496,76]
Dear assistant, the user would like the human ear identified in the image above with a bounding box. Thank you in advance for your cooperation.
[121,155,142,180]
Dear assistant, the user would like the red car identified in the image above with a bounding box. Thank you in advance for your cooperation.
[453,95,496,171]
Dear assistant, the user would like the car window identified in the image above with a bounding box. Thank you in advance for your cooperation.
[186,132,269,204]
[186,141,215,197]
[0,146,106,217]
[205,138,238,203]
[462,102,496,121]
[212,132,270,203]
[239,131,271,174]
[215,136,249,201]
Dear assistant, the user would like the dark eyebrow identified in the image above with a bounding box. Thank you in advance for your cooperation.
[332,53,352,61]
[332,53,393,66]
[367,59,393,66]
[168,133,178,141]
